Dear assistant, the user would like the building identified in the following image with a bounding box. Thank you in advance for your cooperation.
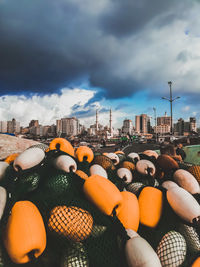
[157,112,171,126]
[190,117,197,132]
[58,117,79,136]
[154,112,171,135]
[122,119,133,135]
[174,117,197,136]
[56,120,62,136]
[29,125,43,136]
[0,121,7,133]
[7,118,20,134]
[29,120,39,128]
[135,114,150,134]
[154,124,171,135]
[174,118,184,136]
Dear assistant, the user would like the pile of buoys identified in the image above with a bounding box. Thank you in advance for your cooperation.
[0,139,200,266]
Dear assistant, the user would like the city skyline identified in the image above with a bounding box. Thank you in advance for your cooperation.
[0,111,198,134]
[0,1,200,128]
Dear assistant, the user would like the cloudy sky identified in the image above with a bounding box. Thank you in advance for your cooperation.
[0,0,200,128]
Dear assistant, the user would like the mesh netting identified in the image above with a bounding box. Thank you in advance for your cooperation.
[91,155,115,171]
[48,206,93,242]
[188,165,200,184]
[28,143,49,151]
[178,161,194,170]
[156,231,187,267]
[61,242,89,267]
[126,182,145,196]
[178,223,200,254]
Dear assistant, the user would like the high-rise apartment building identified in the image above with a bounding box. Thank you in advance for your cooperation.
[135,114,150,134]
[154,112,171,135]
[122,119,133,135]
[56,117,79,136]
[174,117,197,136]
[157,112,171,126]
[29,120,39,128]
[7,118,20,133]
[0,121,7,133]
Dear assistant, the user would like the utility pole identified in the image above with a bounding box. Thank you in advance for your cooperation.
[162,81,180,135]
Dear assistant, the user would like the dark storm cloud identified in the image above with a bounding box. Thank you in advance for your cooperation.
[0,0,198,100]
[100,0,178,37]
[0,0,96,94]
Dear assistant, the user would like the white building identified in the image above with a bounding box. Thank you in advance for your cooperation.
[7,118,20,133]
[57,117,79,136]
[0,121,7,133]
[122,119,133,135]
[154,125,171,135]
[29,125,43,136]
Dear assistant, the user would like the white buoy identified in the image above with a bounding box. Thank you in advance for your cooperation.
[90,164,108,179]
[125,235,162,267]
[106,153,119,165]
[54,155,77,173]
[136,160,156,177]
[117,168,133,184]
[173,169,200,194]
[128,153,140,162]
[0,186,7,220]
[143,150,158,159]
[126,229,139,239]
[0,162,9,180]
[13,148,45,171]
[167,186,200,223]
[162,181,179,191]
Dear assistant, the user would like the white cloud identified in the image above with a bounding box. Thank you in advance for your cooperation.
[0,88,95,127]
[182,105,190,112]
[0,88,131,129]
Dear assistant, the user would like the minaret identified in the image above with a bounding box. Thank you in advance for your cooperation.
[96,109,98,134]
[109,109,112,134]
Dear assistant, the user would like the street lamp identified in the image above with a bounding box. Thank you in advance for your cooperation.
[162,81,180,135]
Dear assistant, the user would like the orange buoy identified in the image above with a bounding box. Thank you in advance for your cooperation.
[49,138,74,157]
[75,170,88,180]
[138,187,163,228]
[3,201,46,264]
[191,257,200,267]
[76,146,94,163]
[116,191,139,231]
[120,161,135,171]
[83,174,123,216]
[4,153,19,164]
